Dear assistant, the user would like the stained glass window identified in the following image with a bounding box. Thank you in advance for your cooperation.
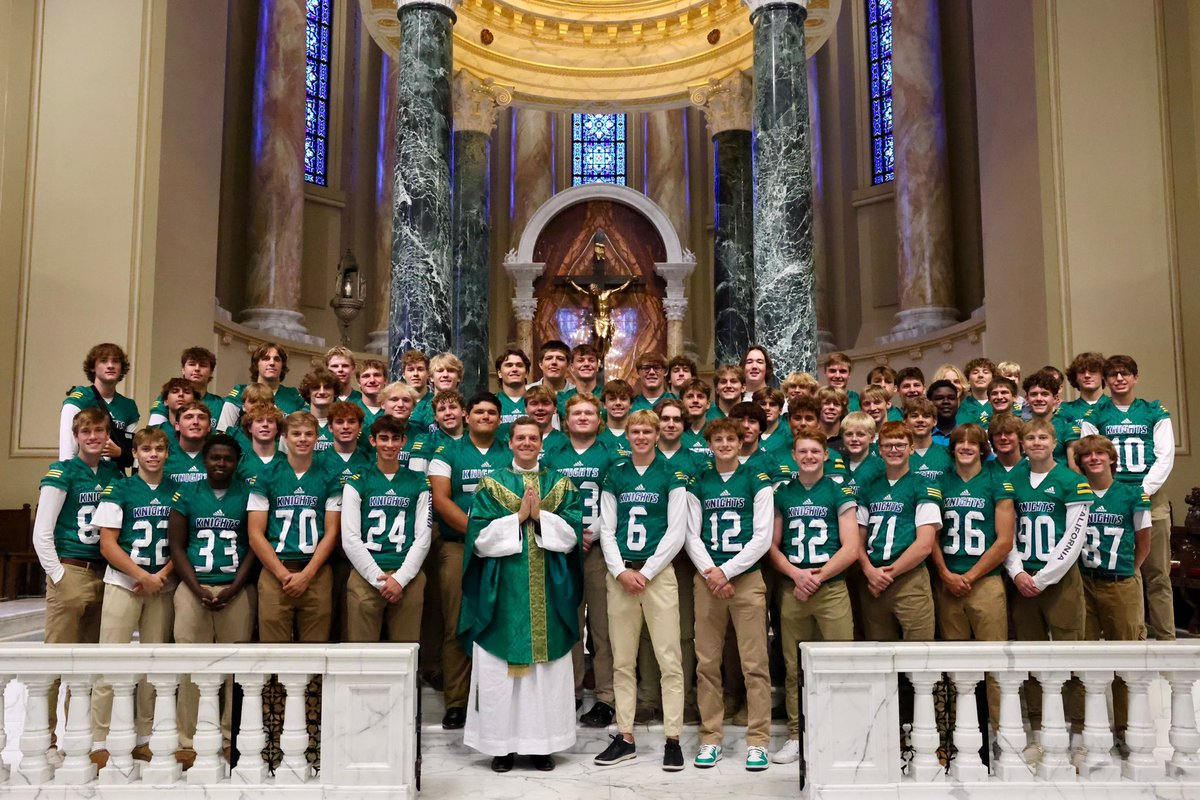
[305,0,333,186]
[865,0,894,184]
[571,113,627,186]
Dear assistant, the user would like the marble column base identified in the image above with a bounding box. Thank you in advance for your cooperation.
[240,307,325,347]
[365,329,388,355]
[877,306,959,344]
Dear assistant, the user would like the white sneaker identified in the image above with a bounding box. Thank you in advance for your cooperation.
[45,746,64,767]
[771,738,801,764]
[1021,742,1044,764]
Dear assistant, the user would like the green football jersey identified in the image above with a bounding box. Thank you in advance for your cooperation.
[347,465,429,571]
[399,431,428,472]
[598,428,632,459]
[497,393,526,428]
[149,391,222,429]
[543,438,616,531]
[605,456,689,560]
[429,436,510,536]
[658,446,707,479]
[910,444,954,482]
[409,393,435,436]
[1082,399,1170,486]
[172,480,251,585]
[682,429,713,459]
[1051,414,1081,463]
[743,448,791,484]
[1058,395,1111,427]
[556,385,602,420]
[237,450,287,484]
[938,467,1016,575]
[705,405,726,422]
[539,429,569,458]
[311,421,335,453]
[887,406,905,422]
[1080,481,1150,578]
[250,460,343,560]
[845,454,885,498]
[164,446,208,486]
[846,389,861,413]
[1011,462,1094,572]
[760,424,794,461]
[225,383,304,414]
[857,470,943,567]
[773,476,857,571]
[691,462,774,567]
[957,395,992,427]
[99,474,179,574]
[631,391,678,412]
[316,446,373,487]
[63,386,140,438]
[40,457,124,560]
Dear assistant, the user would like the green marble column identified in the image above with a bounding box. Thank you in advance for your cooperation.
[452,129,491,394]
[390,0,457,374]
[713,129,754,367]
[746,0,816,376]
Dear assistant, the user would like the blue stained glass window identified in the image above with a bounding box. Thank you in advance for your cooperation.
[304,0,333,186]
[865,0,894,184]
[571,113,627,186]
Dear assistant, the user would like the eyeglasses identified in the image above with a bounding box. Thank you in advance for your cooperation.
[1106,370,1133,379]
[879,442,909,451]
[638,365,663,372]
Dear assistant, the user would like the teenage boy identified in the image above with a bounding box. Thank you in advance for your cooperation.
[713,365,746,418]
[93,428,179,763]
[495,348,531,431]
[341,415,432,643]
[248,412,343,643]
[867,365,898,396]
[525,385,568,450]
[61,343,139,470]
[354,358,389,434]
[557,343,603,420]
[1079,355,1175,641]
[218,342,304,432]
[769,429,860,765]
[987,377,1019,419]
[823,353,859,411]
[655,399,706,478]
[1060,352,1110,426]
[755,387,793,461]
[687,418,775,770]
[959,358,995,426]
[430,352,464,394]
[632,352,674,411]
[429,390,466,445]
[856,421,941,641]
[860,385,900,428]
[668,355,699,396]
[401,351,434,435]
[530,340,572,401]
[681,378,715,458]
[742,347,773,397]
[324,346,362,403]
[896,367,926,406]
[594,410,689,771]
[380,381,429,472]
[1023,369,1079,464]
[164,402,212,485]
[988,414,1026,472]
[816,387,848,455]
[228,383,275,455]
[35,408,124,758]
[927,381,961,447]
[839,411,884,495]
[599,379,634,458]
[904,396,953,482]
[147,347,222,428]
[427,392,508,730]
[300,369,340,453]
[782,372,819,406]
[155,378,194,447]
[169,434,257,764]
[543,393,618,726]
[237,405,287,483]
[318,401,373,484]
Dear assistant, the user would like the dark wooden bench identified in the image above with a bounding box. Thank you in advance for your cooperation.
[0,504,44,599]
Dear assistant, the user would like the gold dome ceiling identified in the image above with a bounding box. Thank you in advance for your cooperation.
[359,0,841,110]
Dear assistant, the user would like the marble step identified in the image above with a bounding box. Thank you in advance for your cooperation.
[0,598,45,641]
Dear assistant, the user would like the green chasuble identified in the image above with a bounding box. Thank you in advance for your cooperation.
[458,467,584,668]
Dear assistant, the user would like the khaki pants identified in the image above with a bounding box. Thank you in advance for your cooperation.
[608,567,683,737]
[637,557,696,711]
[438,540,471,710]
[574,545,614,705]
[1084,573,1146,733]
[174,584,255,749]
[860,566,935,641]
[694,570,770,747]
[93,582,176,740]
[1141,491,1174,640]
[934,574,1007,729]
[1012,566,1085,730]
[781,579,853,738]
[257,564,333,643]
[45,564,104,742]
[344,569,426,643]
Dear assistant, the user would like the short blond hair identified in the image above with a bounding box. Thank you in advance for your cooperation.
[840,410,877,436]
[430,352,464,378]
[781,372,819,394]
[379,380,418,403]
[626,409,660,431]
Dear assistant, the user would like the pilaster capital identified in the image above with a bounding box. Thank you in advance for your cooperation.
[742,0,807,14]
[662,298,688,321]
[396,0,461,12]
[453,71,514,135]
[689,71,752,137]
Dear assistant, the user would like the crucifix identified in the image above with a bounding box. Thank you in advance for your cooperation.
[554,229,643,362]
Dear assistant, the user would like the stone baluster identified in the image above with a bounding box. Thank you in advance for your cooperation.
[187,674,226,784]
[0,676,9,784]
[368,54,399,355]
[98,675,139,784]
[232,674,269,784]
[1033,670,1076,781]
[948,671,987,780]
[690,71,754,366]
[1116,670,1160,780]
[242,0,321,345]
[992,672,1030,780]
[141,673,182,784]
[389,0,460,373]
[907,672,942,780]
[1078,670,1119,780]
[452,71,511,394]
[659,261,696,359]
[54,677,96,784]
[276,673,314,783]
[1166,671,1200,779]
[13,675,55,784]
[881,0,958,343]
[744,0,817,377]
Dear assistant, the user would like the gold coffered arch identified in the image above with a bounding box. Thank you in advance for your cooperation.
[359,0,841,109]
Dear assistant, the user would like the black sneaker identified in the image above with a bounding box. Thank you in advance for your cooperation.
[662,739,684,772]
[594,734,637,766]
[580,701,615,728]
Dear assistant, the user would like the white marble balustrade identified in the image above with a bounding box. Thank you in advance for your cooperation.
[801,641,1200,799]
[0,643,418,799]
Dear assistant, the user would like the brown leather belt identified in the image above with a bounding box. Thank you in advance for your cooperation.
[61,558,106,573]
[279,560,311,572]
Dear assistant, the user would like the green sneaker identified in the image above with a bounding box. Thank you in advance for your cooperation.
[746,745,769,771]
[695,743,722,768]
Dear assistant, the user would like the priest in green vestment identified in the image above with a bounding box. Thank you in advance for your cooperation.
[458,417,584,771]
